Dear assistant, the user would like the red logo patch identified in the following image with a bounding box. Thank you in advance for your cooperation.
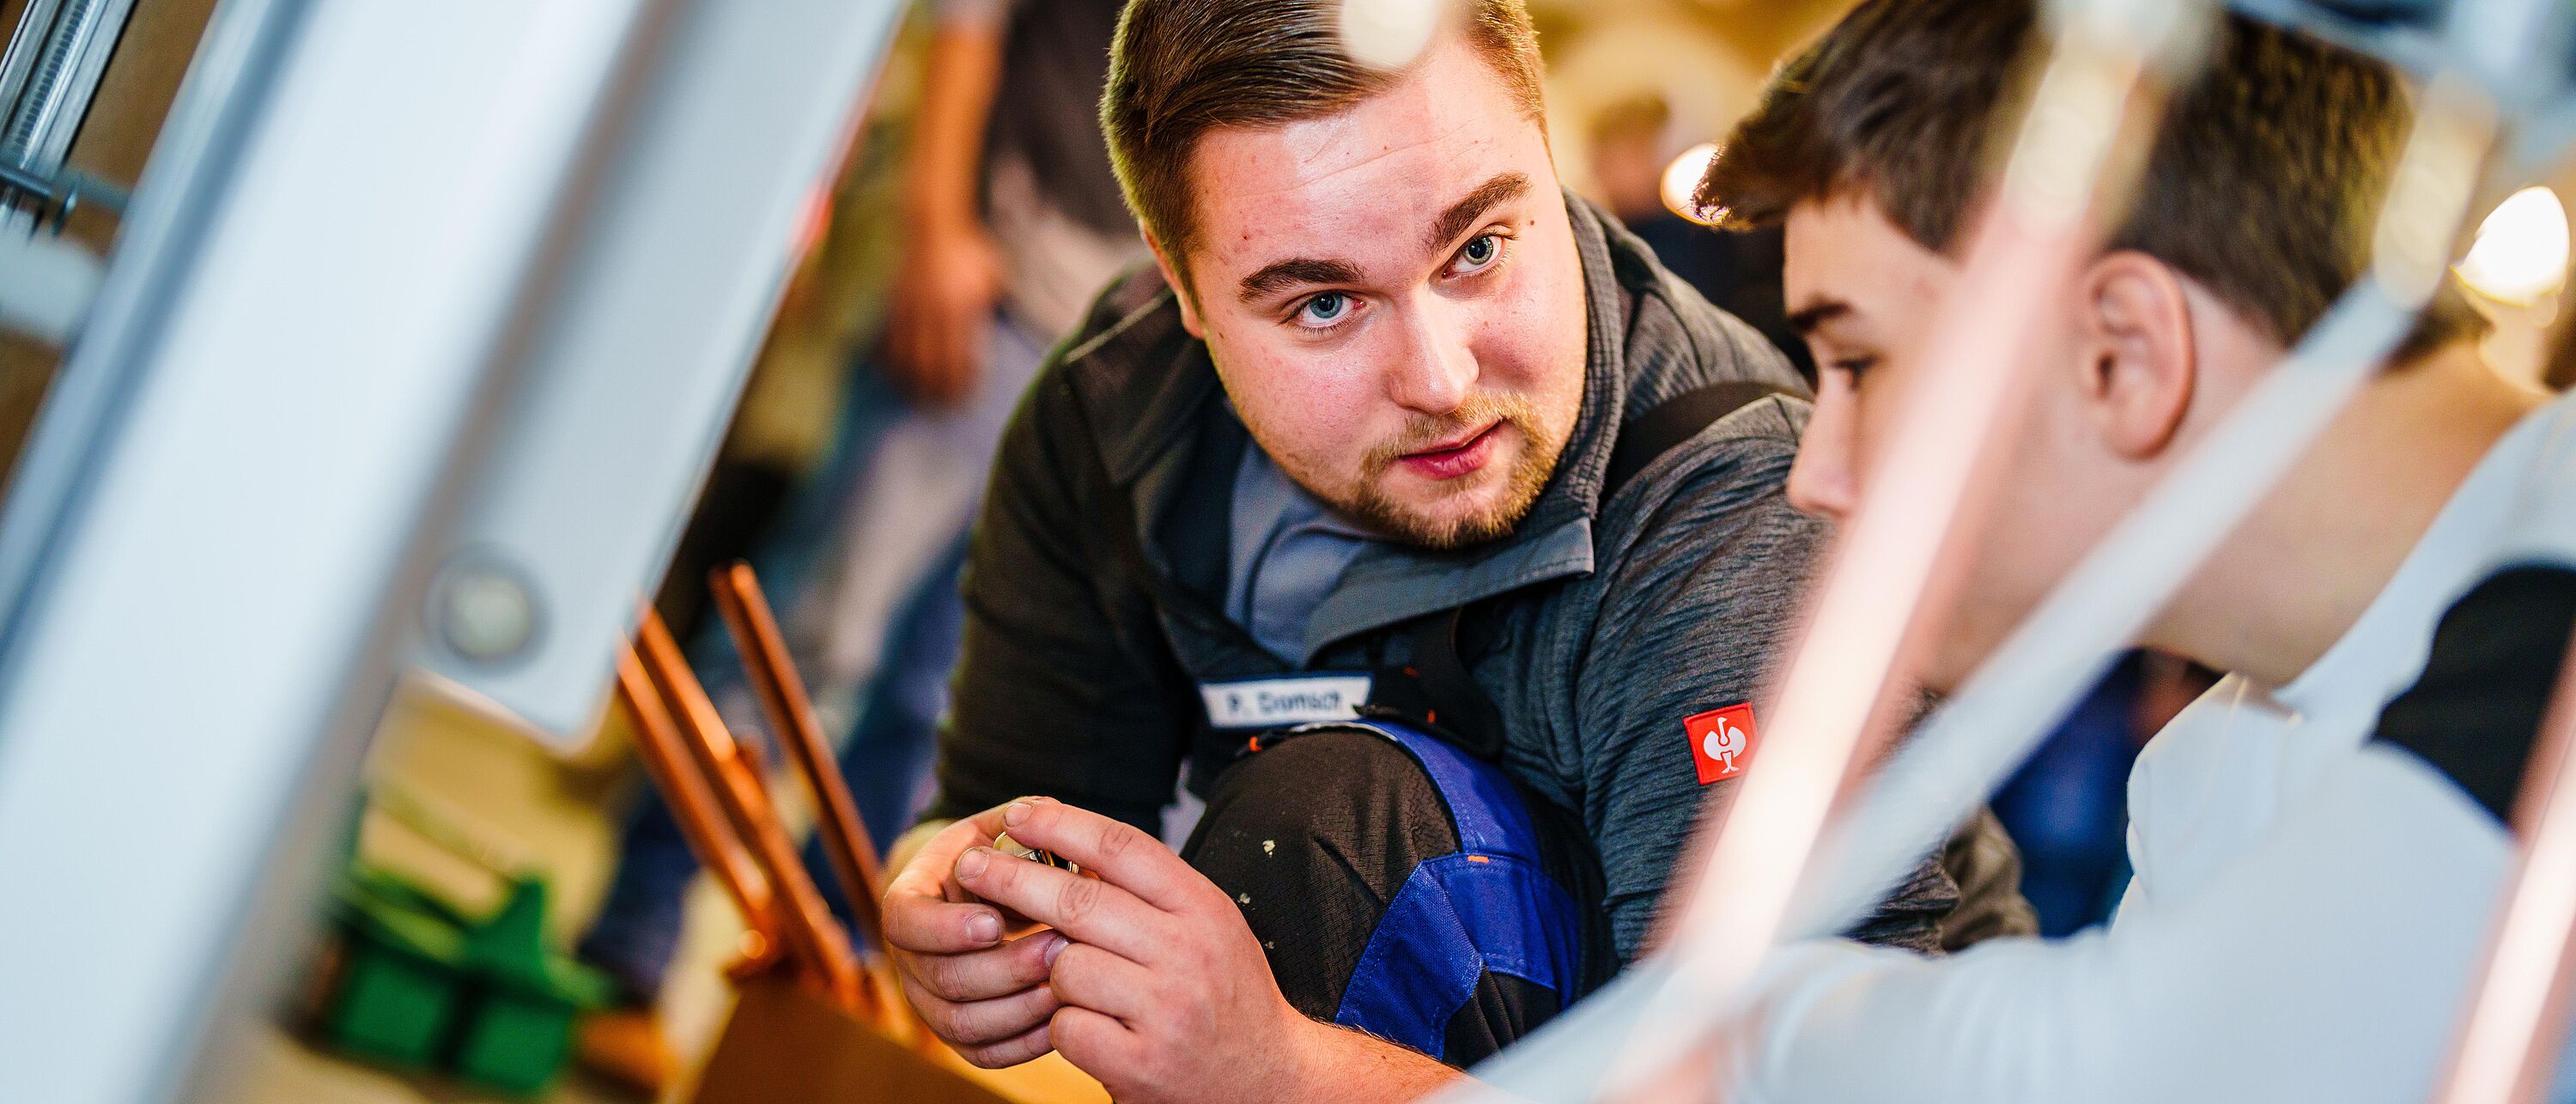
[1684,703,1759,785]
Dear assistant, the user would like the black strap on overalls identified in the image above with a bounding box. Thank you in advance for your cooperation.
[1363,379,1795,760]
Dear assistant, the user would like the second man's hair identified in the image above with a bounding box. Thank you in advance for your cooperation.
[1698,0,2483,356]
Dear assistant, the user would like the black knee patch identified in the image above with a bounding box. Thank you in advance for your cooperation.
[1181,729,1608,1066]
[1183,731,1453,1011]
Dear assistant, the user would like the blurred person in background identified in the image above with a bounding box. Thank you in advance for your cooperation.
[573,0,1139,1091]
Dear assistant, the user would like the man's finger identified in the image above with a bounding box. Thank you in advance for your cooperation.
[953,845,1168,961]
[883,880,1007,954]
[999,798,1207,913]
[882,806,1028,950]
[903,972,1063,1047]
[912,931,1065,1004]
[954,1020,1054,1071]
[1048,940,1158,1022]
[1049,1005,1147,1084]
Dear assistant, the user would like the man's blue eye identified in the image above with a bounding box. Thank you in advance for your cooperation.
[1302,293,1351,325]
[1461,235,1497,266]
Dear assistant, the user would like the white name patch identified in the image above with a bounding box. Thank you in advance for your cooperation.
[1199,675,1373,731]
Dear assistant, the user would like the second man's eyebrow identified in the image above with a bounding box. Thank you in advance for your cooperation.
[1238,257,1367,303]
[1789,300,1852,335]
[1425,171,1533,252]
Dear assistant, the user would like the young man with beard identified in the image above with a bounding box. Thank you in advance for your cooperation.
[872,1,2031,1101]
[1690,1,2576,1100]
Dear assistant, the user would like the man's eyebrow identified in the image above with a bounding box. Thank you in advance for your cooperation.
[1230,171,1533,304]
[1425,171,1534,252]
[1238,258,1366,303]
[1788,300,1851,336]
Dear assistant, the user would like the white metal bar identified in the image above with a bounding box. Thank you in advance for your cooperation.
[412,0,908,745]
[0,1,656,1100]
[2437,644,2576,1104]
[0,0,314,652]
[0,0,911,1088]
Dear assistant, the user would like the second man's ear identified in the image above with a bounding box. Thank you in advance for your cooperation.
[1145,232,1206,339]
[2075,251,2197,460]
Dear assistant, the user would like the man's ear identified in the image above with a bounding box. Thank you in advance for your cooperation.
[1145,231,1206,339]
[2075,251,2196,459]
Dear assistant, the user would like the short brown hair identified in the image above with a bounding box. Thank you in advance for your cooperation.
[1698,0,2483,356]
[1102,0,1546,283]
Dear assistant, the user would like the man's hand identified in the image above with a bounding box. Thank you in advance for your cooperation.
[880,803,1068,1067]
[881,216,1004,408]
[958,797,1459,1103]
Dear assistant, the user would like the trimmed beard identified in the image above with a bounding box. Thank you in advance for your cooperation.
[1332,391,1566,551]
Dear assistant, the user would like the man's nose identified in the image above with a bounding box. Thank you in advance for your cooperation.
[1385,298,1478,416]
[1786,387,1859,519]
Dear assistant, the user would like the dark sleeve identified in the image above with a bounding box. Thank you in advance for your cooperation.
[2371,563,2576,826]
[919,373,1194,834]
[1569,429,1956,959]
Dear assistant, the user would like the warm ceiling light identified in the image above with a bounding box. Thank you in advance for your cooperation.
[2455,185,2570,306]
[1661,142,1722,224]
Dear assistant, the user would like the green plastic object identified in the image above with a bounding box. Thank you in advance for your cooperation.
[325,865,471,1070]
[317,800,618,1096]
[448,879,621,1095]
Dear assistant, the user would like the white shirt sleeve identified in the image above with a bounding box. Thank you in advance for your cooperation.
[1731,746,2510,1104]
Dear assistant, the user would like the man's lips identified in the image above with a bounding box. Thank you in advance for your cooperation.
[1395,422,1503,482]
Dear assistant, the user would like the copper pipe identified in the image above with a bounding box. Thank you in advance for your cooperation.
[635,609,866,1009]
[612,646,781,947]
[2433,635,2576,1104]
[710,561,890,953]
